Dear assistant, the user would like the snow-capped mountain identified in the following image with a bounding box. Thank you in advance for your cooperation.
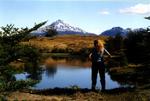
[50,19,86,34]
[100,27,128,37]
[31,19,91,36]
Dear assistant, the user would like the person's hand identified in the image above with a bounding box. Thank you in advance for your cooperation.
[89,53,92,61]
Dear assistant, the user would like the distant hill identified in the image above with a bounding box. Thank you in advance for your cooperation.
[100,27,128,37]
[100,27,146,37]
[31,19,95,36]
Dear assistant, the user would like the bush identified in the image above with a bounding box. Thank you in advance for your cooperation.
[125,29,150,64]
[51,47,66,53]
[108,50,128,67]
[45,28,58,37]
[0,79,38,92]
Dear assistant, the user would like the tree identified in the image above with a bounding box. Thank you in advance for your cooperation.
[106,33,128,67]
[45,28,58,37]
[124,17,150,64]
[106,33,124,53]
[0,21,47,91]
[106,36,114,52]
[113,33,124,51]
[0,21,47,65]
[125,29,149,64]
[145,16,150,20]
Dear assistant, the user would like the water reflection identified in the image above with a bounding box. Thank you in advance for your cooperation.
[24,63,42,80]
[45,65,57,77]
[44,56,91,67]
[15,57,130,90]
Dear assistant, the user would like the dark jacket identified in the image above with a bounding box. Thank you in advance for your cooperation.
[91,48,104,63]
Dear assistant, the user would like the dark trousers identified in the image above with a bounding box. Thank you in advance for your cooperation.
[92,62,105,90]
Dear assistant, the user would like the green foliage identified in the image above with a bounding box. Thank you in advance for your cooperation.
[114,33,124,50]
[0,79,38,92]
[0,65,16,83]
[0,21,47,46]
[16,45,41,63]
[0,21,46,91]
[51,47,66,53]
[0,44,8,64]
[0,24,20,36]
[119,51,128,66]
[125,29,150,64]
[107,28,150,66]
[106,36,114,52]
[0,95,7,101]
[0,21,46,64]
[106,33,128,67]
[106,33,124,53]
[108,50,128,67]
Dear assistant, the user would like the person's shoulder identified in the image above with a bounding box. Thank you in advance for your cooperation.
[92,47,96,50]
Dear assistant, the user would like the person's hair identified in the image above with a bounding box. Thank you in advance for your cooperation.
[98,39,104,49]
[94,39,104,52]
[94,40,98,47]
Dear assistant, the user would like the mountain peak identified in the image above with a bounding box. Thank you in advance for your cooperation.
[31,19,91,36]
[53,19,64,25]
[112,27,123,30]
[56,19,64,23]
[49,19,87,34]
[101,27,128,37]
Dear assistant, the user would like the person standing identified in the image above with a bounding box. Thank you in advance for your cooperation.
[89,39,111,91]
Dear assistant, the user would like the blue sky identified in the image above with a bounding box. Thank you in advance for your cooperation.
[0,0,150,34]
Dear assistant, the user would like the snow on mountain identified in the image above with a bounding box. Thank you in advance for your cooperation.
[31,19,90,36]
[50,19,86,33]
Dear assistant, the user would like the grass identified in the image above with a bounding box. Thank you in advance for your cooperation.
[21,35,108,53]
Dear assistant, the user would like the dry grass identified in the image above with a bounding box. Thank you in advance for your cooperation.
[5,88,150,101]
[21,35,108,53]
[109,63,144,74]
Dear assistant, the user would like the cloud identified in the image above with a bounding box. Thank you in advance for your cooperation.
[99,11,110,15]
[119,3,150,14]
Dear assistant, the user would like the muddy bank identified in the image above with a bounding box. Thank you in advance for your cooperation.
[3,87,150,101]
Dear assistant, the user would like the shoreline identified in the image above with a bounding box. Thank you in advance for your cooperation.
[3,86,150,101]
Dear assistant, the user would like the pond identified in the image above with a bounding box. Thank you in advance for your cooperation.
[15,57,130,90]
